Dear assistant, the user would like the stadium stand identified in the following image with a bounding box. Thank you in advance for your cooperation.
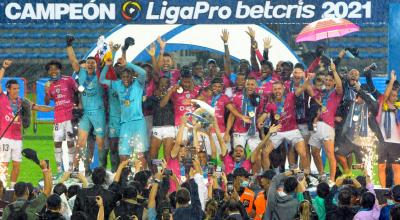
[0,23,389,90]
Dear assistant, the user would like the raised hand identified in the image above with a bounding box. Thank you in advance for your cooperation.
[66,34,75,47]
[221,29,229,43]
[157,36,167,50]
[391,70,397,81]
[96,196,104,207]
[245,26,256,40]
[263,37,272,49]
[146,43,156,57]
[330,61,336,72]
[268,124,282,134]
[112,43,121,52]
[2,59,12,69]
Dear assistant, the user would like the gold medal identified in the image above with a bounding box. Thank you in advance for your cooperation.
[124,100,130,106]
[177,87,183,94]
[275,114,280,120]
[44,81,51,88]
[14,115,19,121]
[322,106,327,112]
[78,85,85,92]
[248,111,255,118]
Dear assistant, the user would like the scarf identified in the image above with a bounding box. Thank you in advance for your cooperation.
[344,101,369,138]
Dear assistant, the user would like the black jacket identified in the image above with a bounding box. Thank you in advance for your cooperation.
[325,186,359,220]
[40,210,66,220]
[335,76,383,144]
[172,178,205,220]
[73,184,118,219]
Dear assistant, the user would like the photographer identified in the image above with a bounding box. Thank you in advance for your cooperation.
[263,169,306,220]
[41,194,65,220]
[109,185,147,220]
[254,170,276,220]
[173,157,205,220]
[2,160,52,219]
[72,167,118,219]
[325,175,362,220]
[232,168,255,217]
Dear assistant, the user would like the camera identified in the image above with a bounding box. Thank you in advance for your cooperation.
[343,177,354,185]
[163,169,172,176]
[70,172,79,179]
[227,181,234,194]
[207,162,215,175]
[151,159,163,174]
[369,63,378,71]
[296,172,305,182]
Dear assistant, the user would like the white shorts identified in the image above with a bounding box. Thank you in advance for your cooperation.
[270,129,304,149]
[0,138,22,162]
[53,120,74,142]
[203,132,231,155]
[309,121,335,149]
[233,132,261,151]
[298,123,310,139]
[152,126,175,140]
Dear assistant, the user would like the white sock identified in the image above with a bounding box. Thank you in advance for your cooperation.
[10,182,16,189]
[55,148,63,173]
[68,148,75,171]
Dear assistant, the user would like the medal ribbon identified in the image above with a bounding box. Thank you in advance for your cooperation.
[180,163,186,177]
[124,84,133,103]
[322,89,335,110]
[258,76,271,86]
[242,93,256,136]
[276,95,286,119]
[83,74,95,88]
[384,110,392,138]
[211,94,221,107]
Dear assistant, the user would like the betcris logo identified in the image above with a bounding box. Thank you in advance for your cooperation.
[121,0,142,21]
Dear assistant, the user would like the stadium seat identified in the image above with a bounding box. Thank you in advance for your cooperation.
[328,41,385,49]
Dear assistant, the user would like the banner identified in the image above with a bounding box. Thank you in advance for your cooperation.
[0,0,388,24]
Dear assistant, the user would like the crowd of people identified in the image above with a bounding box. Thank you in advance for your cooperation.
[0,26,399,219]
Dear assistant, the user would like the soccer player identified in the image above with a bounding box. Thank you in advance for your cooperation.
[0,59,53,187]
[160,68,201,141]
[374,71,400,186]
[206,77,250,153]
[44,60,78,176]
[225,77,264,152]
[262,80,311,173]
[309,62,343,182]
[100,56,148,165]
[144,76,175,161]
[66,35,107,171]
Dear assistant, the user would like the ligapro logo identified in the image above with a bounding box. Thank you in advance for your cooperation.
[121,0,142,21]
